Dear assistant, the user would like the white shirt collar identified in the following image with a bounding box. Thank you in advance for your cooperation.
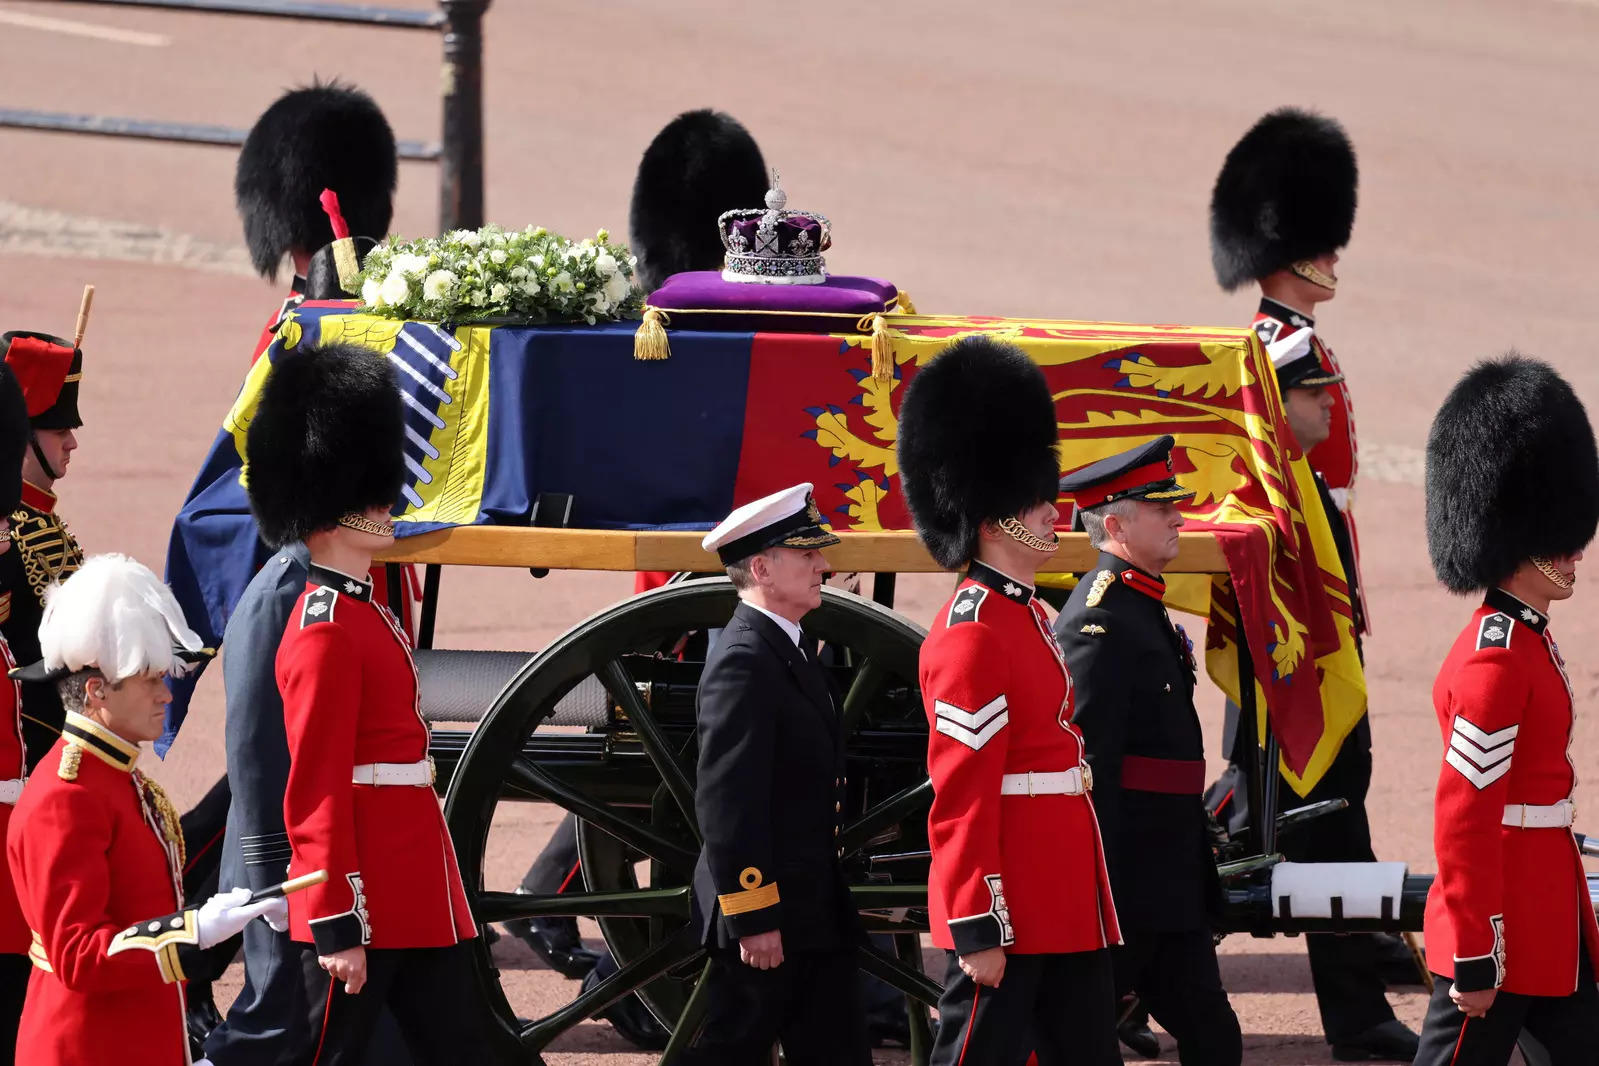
[744,601,804,647]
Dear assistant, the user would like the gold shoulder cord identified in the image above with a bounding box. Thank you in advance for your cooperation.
[138,774,187,871]
[12,510,85,606]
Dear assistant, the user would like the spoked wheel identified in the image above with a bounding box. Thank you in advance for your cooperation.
[444,578,940,1063]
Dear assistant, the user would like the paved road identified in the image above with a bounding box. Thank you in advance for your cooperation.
[6,1,1599,1061]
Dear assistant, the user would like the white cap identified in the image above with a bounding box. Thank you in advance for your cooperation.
[16,554,210,684]
[701,483,840,564]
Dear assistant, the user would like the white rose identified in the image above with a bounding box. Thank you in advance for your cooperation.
[422,270,457,301]
[531,254,545,269]
[594,253,618,277]
[457,230,481,248]
[510,265,529,280]
[490,282,510,302]
[392,253,429,277]
[554,271,574,293]
[361,277,382,306]
[469,290,487,307]
[379,271,411,307]
[604,271,632,305]
[489,249,508,265]
[522,279,542,296]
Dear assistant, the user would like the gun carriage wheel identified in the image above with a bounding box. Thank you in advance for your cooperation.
[440,578,940,1062]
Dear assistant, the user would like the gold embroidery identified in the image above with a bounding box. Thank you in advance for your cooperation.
[57,746,81,781]
[9,505,84,608]
[138,774,187,871]
[719,868,781,915]
[1084,570,1116,608]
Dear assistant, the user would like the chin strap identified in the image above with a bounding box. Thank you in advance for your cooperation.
[1531,556,1573,590]
[338,512,395,537]
[1291,259,1337,291]
[998,515,1058,555]
[28,431,61,483]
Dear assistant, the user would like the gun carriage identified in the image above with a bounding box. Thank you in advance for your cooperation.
[176,305,1599,1064]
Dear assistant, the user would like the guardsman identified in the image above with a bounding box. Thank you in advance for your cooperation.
[1052,436,1242,1065]
[235,81,397,360]
[1412,356,1599,1066]
[0,365,32,1063]
[244,342,495,1064]
[1210,107,1421,1061]
[4,554,284,1066]
[898,336,1121,1066]
[0,326,86,769]
[681,482,869,1065]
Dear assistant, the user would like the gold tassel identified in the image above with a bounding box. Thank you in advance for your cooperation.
[894,289,917,315]
[870,314,894,382]
[634,307,671,361]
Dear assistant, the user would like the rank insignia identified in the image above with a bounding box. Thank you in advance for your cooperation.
[1084,570,1115,608]
[1475,612,1513,651]
[948,585,988,626]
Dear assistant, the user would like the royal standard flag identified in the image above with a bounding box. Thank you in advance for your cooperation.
[164,306,1364,791]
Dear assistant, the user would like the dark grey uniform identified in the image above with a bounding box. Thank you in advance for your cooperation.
[1055,552,1241,1066]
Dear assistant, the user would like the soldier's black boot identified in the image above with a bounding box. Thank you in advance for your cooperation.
[1331,1018,1420,1062]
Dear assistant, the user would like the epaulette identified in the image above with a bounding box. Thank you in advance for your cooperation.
[57,745,81,781]
[1084,569,1115,608]
[300,586,338,628]
[1475,612,1514,651]
[947,585,988,627]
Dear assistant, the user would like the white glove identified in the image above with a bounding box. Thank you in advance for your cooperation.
[195,888,290,949]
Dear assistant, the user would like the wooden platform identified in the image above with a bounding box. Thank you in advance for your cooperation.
[377,527,1230,574]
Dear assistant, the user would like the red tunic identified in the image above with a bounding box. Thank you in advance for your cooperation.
[6,713,190,1066]
[919,561,1120,955]
[277,563,474,954]
[0,633,27,954]
[1424,589,1599,995]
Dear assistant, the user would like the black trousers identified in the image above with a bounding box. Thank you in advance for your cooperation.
[0,953,29,1066]
[929,949,1119,1066]
[1115,930,1241,1066]
[679,948,870,1066]
[1413,963,1599,1066]
[1277,716,1396,1042]
[298,943,501,1066]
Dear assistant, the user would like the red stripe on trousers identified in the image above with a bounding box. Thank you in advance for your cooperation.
[955,984,981,1066]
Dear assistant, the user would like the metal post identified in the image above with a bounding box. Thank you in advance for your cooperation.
[438,0,490,231]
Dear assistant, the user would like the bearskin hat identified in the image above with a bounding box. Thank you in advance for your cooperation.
[1425,354,1599,593]
[0,364,28,515]
[628,109,768,293]
[897,337,1061,570]
[236,81,397,281]
[1209,108,1357,291]
[246,343,406,548]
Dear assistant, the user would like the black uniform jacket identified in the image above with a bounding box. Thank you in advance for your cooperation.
[1054,552,1219,932]
[692,601,856,952]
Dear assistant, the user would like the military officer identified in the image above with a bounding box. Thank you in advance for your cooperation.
[244,342,497,1064]
[0,328,86,769]
[235,81,398,361]
[681,481,868,1065]
[1051,436,1241,1065]
[5,554,284,1066]
[1210,108,1420,1061]
[898,336,1120,1066]
[1411,356,1599,1065]
[0,365,32,1062]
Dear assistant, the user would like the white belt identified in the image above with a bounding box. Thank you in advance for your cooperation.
[0,779,23,805]
[1502,799,1575,828]
[999,767,1091,797]
[352,758,435,787]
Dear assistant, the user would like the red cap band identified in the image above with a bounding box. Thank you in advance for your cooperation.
[1069,459,1172,510]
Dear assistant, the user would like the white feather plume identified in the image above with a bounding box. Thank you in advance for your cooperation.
[37,554,205,682]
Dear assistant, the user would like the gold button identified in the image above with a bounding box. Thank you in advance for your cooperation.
[836,848,844,858]
[834,826,840,836]
[834,801,841,813]
[834,777,841,787]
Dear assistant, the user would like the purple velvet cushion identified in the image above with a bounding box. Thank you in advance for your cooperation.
[648,271,900,333]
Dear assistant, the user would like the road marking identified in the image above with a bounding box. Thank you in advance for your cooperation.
[0,10,170,47]
[0,200,254,277]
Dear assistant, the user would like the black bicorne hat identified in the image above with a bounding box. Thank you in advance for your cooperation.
[1425,354,1599,593]
[236,81,397,282]
[897,336,1061,570]
[246,343,407,548]
[628,109,769,294]
[1210,108,1358,291]
[0,364,29,514]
